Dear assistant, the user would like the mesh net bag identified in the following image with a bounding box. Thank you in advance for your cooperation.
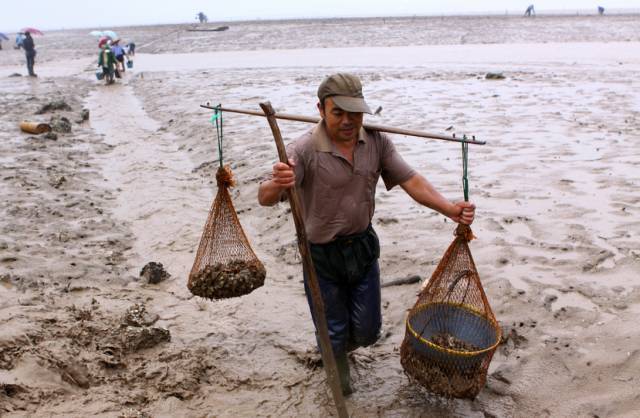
[187,165,266,299]
[400,223,501,399]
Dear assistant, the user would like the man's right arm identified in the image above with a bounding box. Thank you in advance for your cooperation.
[258,160,296,206]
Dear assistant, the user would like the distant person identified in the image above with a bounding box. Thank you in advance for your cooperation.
[598,6,605,15]
[15,33,25,50]
[196,12,208,23]
[22,31,37,77]
[111,39,127,74]
[524,4,535,17]
[126,41,135,56]
[98,43,116,85]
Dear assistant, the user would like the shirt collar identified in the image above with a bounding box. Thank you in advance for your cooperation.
[311,121,367,152]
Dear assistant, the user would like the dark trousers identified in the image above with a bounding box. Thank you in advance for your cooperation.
[25,51,35,75]
[303,259,382,356]
[102,66,114,84]
[116,55,125,72]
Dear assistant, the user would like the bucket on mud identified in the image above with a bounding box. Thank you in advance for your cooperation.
[95,69,104,80]
[127,60,133,69]
[20,121,51,134]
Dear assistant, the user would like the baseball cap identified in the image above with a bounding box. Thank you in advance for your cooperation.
[317,73,372,114]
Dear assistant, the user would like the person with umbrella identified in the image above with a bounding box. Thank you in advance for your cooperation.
[97,38,116,85]
[22,31,37,77]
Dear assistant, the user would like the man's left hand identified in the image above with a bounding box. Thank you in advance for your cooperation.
[450,201,475,225]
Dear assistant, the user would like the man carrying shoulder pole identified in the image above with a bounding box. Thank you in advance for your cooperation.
[258,73,475,394]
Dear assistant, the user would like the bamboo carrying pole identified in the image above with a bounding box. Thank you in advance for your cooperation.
[259,102,349,418]
[201,104,486,145]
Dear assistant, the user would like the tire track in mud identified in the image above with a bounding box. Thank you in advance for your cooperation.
[86,80,207,279]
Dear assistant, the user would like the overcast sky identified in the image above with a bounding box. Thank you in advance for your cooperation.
[1,1,638,32]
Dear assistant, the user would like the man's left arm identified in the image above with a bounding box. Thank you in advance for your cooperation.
[400,174,475,225]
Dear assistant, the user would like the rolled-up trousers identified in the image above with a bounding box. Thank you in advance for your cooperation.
[303,259,382,356]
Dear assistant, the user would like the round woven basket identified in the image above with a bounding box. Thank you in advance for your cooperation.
[406,302,501,371]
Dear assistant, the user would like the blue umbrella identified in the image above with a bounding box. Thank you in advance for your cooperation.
[0,32,9,41]
[89,30,103,37]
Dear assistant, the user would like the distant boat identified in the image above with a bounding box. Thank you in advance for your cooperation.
[186,26,229,32]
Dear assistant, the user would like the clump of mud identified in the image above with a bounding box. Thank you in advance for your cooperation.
[49,115,72,133]
[188,260,266,299]
[120,304,168,351]
[36,100,72,114]
[140,262,170,284]
[123,303,159,327]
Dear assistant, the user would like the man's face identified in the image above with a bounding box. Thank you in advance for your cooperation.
[318,97,364,144]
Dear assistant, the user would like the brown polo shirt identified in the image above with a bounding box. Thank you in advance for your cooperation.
[285,121,416,244]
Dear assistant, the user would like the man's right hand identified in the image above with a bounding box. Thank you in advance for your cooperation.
[258,159,296,206]
[272,159,296,189]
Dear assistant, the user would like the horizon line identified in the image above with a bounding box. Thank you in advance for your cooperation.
[3,8,639,33]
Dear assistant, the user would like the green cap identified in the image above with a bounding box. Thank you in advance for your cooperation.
[317,73,372,114]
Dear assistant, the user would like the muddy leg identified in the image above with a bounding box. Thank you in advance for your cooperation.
[335,352,352,396]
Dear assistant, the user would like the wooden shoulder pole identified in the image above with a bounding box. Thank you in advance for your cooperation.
[259,101,349,418]
[201,103,486,145]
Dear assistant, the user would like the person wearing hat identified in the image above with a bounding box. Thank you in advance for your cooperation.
[110,38,128,75]
[258,73,475,395]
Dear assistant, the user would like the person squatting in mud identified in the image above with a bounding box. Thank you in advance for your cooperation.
[258,72,475,395]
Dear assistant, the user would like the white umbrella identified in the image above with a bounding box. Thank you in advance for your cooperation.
[102,30,118,40]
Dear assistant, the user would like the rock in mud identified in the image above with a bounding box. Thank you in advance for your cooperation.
[485,72,506,80]
[43,132,58,141]
[50,176,66,189]
[121,326,170,352]
[36,100,72,114]
[140,262,170,284]
[0,383,24,397]
[49,115,72,133]
[123,303,159,327]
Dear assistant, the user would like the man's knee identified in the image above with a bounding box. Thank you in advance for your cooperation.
[350,321,381,349]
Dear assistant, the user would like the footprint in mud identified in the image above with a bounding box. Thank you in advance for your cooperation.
[273,240,300,265]
[484,218,506,232]
[499,321,532,357]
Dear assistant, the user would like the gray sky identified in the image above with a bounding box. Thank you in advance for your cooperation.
[1,1,638,32]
